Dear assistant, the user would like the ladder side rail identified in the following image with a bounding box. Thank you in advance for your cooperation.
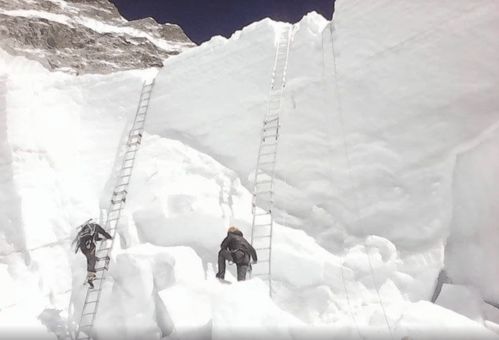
[75,79,155,340]
[268,30,292,118]
[250,26,292,294]
[127,80,155,137]
[86,142,136,331]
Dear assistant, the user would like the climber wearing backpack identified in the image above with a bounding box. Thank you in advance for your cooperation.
[72,219,112,288]
[216,226,257,282]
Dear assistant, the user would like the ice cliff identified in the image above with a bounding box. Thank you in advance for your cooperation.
[0,0,499,339]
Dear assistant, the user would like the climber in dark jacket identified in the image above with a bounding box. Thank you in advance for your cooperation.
[216,226,257,281]
[73,219,112,288]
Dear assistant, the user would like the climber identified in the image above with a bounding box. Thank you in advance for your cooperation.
[216,226,257,281]
[72,219,112,288]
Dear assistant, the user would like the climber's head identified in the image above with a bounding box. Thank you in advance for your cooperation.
[228,226,239,233]
[228,226,243,236]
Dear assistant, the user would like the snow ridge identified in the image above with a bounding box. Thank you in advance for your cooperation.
[0,0,499,339]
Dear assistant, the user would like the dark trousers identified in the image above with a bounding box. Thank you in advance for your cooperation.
[82,247,96,273]
[217,249,249,281]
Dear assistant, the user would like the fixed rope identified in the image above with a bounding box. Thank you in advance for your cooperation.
[329,22,394,339]
[250,25,293,297]
[321,21,363,340]
[74,78,155,340]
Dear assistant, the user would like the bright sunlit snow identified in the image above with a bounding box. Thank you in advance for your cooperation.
[1,0,499,339]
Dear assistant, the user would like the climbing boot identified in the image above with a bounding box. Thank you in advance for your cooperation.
[87,272,96,289]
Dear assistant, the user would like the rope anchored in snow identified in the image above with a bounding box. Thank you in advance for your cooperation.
[73,78,155,340]
[329,21,394,340]
[250,25,293,297]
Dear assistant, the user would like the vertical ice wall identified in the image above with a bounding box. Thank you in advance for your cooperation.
[331,0,499,246]
[446,128,499,302]
[147,0,499,257]
[0,74,25,257]
[0,48,148,329]
[0,0,499,336]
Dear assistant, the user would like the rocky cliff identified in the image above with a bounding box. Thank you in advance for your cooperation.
[0,0,195,74]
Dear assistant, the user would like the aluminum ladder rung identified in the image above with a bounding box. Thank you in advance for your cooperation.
[253,223,272,227]
[259,152,276,158]
[263,124,279,131]
[76,79,155,339]
[82,312,96,317]
[78,324,92,329]
[264,116,279,123]
[262,131,279,138]
[264,116,279,122]
[256,259,270,263]
[127,141,141,147]
[250,27,291,297]
[253,196,274,203]
[253,195,273,201]
[257,162,275,168]
[260,142,278,148]
[255,180,273,185]
[254,191,273,197]
[128,136,142,142]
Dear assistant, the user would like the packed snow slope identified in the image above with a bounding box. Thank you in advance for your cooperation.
[147,0,499,291]
[0,0,499,339]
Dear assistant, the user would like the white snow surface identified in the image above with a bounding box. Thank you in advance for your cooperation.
[1,0,499,339]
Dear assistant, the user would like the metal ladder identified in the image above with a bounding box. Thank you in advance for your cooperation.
[250,26,292,296]
[74,79,155,340]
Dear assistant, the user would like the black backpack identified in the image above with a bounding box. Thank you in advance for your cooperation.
[73,221,97,253]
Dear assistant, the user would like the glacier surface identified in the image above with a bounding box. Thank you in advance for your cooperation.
[0,0,499,339]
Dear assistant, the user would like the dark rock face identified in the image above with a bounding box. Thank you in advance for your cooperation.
[0,0,195,74]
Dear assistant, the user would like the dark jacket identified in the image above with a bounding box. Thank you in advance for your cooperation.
[92,223,112,241]
[78,223,112,254]
[220,230,257,263]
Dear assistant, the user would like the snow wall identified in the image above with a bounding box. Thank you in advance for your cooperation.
[1,0,499,339]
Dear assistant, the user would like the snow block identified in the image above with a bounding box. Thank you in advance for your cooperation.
[435,284,484,324]
[395,301,498,340]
